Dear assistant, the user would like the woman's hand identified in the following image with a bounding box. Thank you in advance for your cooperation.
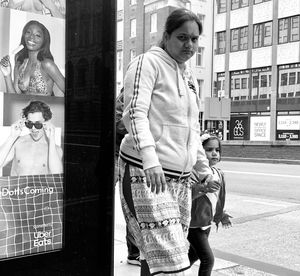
[144,165,167,194]
[0,55,12,77]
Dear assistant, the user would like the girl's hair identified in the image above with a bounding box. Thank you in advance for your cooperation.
[159,8,203,49]
[17,20,54,64]
[22,100,52,121]
[202,135,222,159]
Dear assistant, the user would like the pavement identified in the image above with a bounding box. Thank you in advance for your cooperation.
[113,182,300,276]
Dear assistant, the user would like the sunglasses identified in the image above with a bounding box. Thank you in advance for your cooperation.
[25,120,44,129]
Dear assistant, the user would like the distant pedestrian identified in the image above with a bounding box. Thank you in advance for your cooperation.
[188,134,232,275]
[115,87,141,266]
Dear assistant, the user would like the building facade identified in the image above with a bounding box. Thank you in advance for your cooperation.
[214,0,300,143]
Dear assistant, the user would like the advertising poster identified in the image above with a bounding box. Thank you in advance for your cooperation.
[276,115,300,140]
[229,116,249,140]
[0,0,65,260]
[250,116,270,141]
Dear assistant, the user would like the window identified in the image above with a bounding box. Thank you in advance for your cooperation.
[130,49,136,61]
[231,29,239,52]
[150,13,157,33]
[216,31,226,54]
[240,26,248,50]
[231,26,248,52]
[198,14,205,31]
[269,75,272,86]
[253,21,272,48]
[235,78,240,89]
[261,75,267,87]
[297,72,300,84]
[279,18,288,44]
[217,0,226,13]
[290,16,300,42]
[130,0,137,5]
[117,20,123,41]
[241,78,247,89]
[231,0,239,10]
[289,72,296,85]
[196,47,204,67]
[197,79,204,98]
[279,16,300,44]
[130,18,136,38]
[117,50,123,71]
[231,0,248,10]
[280,73,288,86]
[253,76,259,88]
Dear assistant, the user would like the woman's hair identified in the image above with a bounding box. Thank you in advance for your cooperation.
[159,8,203,49]
[22,100,52,121]
[202,135,222,159]
[17,20,54,64]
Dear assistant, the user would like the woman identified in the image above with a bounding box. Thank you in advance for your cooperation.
[0,20,65,96]
[118,8,218,276]
[7,0,65,18]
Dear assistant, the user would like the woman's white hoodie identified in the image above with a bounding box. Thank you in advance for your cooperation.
[120,46,210,178]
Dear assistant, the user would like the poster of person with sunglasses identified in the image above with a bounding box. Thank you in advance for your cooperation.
[0,99,63,176]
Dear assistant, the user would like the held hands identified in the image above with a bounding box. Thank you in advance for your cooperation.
[204,174,221,193]
[144,165,167,194]
[0,55,12,77]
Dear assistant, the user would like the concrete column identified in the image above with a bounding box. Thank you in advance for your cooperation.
[270,0,279,142]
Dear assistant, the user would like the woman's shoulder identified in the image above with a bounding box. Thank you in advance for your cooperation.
[40,59,59,73]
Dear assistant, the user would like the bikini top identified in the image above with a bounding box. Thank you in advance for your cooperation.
[18,59,51,96]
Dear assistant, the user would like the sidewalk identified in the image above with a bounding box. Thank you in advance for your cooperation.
[113,184,292,276]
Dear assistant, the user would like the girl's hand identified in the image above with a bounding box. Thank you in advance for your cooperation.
[0,55,12,76]
[144,165,167,194]
[222,221,232,229]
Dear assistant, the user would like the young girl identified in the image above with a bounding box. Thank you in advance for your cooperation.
[188,134,232,276]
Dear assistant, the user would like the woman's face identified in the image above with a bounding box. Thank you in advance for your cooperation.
[24,24,44,52]
[165,20,200,65]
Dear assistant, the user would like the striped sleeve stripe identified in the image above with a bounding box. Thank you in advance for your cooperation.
[129,54,144,151]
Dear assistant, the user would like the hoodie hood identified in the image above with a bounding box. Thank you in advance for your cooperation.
[148,46,187,96]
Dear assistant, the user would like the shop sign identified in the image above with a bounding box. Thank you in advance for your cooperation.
[250,116,270,141]
[229,116,249,140]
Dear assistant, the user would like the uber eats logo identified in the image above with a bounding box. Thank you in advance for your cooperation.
[33,230,52,247]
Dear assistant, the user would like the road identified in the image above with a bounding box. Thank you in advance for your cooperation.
[209,161,300,275]
[217,161,300,203]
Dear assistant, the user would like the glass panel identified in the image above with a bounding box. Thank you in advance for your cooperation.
[240,26,248,50]
[231,29,239,51]
[290,16,300,42]
[263,22,272,46]
[217,31,226,54]
[253,24,262,48]
[278,18,288,44]
[241,0,249,7]
[231,0,239,10]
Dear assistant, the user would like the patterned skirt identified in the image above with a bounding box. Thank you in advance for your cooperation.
[118,158,192,275]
